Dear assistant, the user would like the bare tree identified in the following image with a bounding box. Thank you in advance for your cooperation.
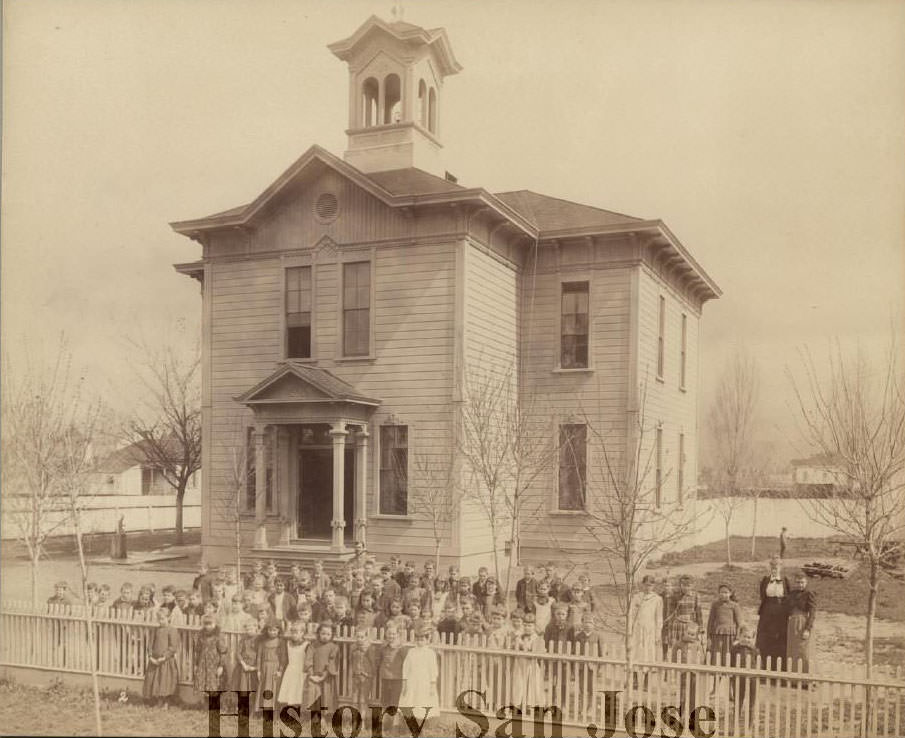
[218,422,252,585]
[59,399,105,737]
[458,364,560,596]
[1,336,104,734]
[408,451,460,571]
[124,340,202,544]
[577,383,700,692]
[791,339,905,677]
[2,339,86,606]
[707,349,760,566]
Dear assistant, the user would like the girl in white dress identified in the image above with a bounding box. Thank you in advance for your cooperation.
[399,624,440,722]
[278,621,308,705]
[630,575,663,664]
[511,612,547,710]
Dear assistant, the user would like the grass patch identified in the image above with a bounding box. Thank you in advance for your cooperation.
[655,536,847,566]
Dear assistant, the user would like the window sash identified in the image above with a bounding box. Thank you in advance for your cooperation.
[379,425,408,515]
[677,433,685,504]
[343,262,370,356]
[655,427,663,507]
[558,424,587,510]
[561,282,589,369]
[286,267,312,359]
[680,313,687,388]
[245,428,256,512]
[657,295,666,378]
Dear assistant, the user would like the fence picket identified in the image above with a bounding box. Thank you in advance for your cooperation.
[0,602,903,737]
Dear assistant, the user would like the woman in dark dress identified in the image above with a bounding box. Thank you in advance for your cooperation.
[756,556,791,670]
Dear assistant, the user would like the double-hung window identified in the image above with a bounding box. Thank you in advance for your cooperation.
[286,266,312,359]
[343,262,370,356]
[561,282,589,369]
[558,423,587,510]
[379,425,408,515]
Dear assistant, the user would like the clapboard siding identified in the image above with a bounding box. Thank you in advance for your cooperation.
[458,242,518,566]
[636,266,700,505]
[519,260,633,552]
[202,231,463,566]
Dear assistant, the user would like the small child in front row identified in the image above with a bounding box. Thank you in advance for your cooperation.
[729,626,759,726]
[306,622,340,709]
[143,608,180,707]
[349,627,373,715]
[232,619,260,696]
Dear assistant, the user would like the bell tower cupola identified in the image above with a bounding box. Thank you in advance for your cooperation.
[328,10,462,176]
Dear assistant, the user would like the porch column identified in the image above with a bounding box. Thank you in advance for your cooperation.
[253,423,268,548]
[277,427,292,546]
[354,427,369,547]
[329,421,348,553]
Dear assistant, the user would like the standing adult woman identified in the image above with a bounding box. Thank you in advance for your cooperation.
[786,572,817,675]
[756,556,791,670]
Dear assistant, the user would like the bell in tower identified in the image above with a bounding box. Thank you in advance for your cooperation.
[328,14,462,176]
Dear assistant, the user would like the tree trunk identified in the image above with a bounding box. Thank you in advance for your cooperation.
[72,507,103,736]
[725,520,732,567]
[865,559,878,678]
[175,484,186,544]
[30,554,39,609]
[434,539,441,575]
[750,495,758,559]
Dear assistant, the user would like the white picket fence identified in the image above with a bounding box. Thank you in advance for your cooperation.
[1,600,903,737]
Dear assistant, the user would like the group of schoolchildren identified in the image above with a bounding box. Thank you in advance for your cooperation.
[46,557,607,717]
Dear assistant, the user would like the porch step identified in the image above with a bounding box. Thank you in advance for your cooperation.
[242,547,357,578]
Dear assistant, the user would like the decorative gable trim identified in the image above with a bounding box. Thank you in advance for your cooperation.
[235,362,381,407]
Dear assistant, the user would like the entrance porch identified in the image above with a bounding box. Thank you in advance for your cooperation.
[236,362,380,555]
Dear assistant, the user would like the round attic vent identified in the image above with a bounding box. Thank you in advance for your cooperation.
[314,193,339,222]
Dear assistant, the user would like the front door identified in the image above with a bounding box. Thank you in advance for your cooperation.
[297,448,355,541]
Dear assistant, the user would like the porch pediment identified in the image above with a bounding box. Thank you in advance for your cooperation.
[235,362,380,407]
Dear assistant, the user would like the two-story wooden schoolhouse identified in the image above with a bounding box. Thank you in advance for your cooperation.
[172,14,720,572]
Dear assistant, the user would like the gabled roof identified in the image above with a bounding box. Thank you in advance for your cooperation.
[169,145,536,238]
[235,362,380,407]
[791,453,843,468]
[171,146,720,302]
[95,438,184,474]
[328,15,462,77]
[363,168,464,196]
[494,190,645,232]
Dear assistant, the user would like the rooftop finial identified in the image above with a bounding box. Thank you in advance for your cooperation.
[391,1,404,22]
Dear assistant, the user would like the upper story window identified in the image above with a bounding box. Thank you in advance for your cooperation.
[245,427,256,512]
[655,424,663,507]
[361,77,379,127]
[561,281,589,369]
[286,266,312,359]
[418,79,427,127]
[428,87,437,133]
[558,423,587,511]
[657,295,666,379]
[379,425,408,515]
[680,313,687,390]
[677,432,685,504]
[343,261,370,356]
[384,74,401,124]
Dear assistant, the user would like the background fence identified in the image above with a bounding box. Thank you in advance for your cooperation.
[1,601,903,737]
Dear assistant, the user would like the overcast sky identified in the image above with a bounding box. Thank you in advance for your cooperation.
[3,0,903,465]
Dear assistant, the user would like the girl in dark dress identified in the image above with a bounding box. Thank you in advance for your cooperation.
[232,619,260,695]
[255,620,286,712]
[143,608,180,706]
[786,572,817,674]
[755,556,790,670]
[305,622,340,709]
[193,614,228,695]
